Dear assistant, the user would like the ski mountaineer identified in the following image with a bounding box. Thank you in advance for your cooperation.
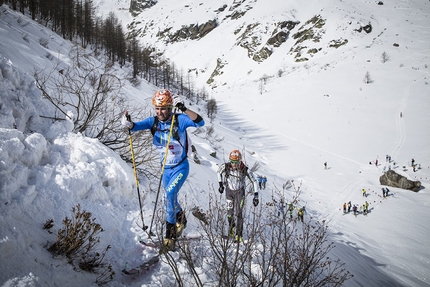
[217,150,259,243]
[122,89,205,252]
[257,175,263,190]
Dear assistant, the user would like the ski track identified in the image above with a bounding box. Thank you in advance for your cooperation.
[390,83,408,159]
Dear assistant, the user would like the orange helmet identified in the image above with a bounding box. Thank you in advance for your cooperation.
[229,150,242,163]
[152,89,173,107]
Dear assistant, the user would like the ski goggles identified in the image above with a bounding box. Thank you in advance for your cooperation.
[230,160,239,164]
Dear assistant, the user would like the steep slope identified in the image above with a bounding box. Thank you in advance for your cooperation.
[1,1,430,286]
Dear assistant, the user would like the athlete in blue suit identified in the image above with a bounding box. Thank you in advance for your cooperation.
[123,89,204,251]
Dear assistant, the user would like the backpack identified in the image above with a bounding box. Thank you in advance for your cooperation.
[150,115,192,157]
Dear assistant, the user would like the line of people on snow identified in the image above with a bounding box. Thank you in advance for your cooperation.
[343,187,392,217]
[343,200,369,216]
[376,154,421,173]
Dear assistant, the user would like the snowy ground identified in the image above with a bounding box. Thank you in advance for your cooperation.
[1,1,430,286]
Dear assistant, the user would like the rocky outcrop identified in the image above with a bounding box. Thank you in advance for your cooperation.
[129,0,157,17]
[379,170,421,192]
[237,20,299,63]
[354,23,372,34]
[168,20,218,42]
[289,15,326,62]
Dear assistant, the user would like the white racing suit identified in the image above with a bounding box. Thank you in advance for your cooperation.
[217,162,258,238]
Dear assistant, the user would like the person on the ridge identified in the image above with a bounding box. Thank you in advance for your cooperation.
[262,176,267,189]
[297,206,305,222]
[217,150,259,243]
[343,202,347,214]
[361,204,367,215]
[353,205,358,216]
[277,199,285,217]
[288,202,294,219]
[122,89,205,252]
[347,201,352,213]
[257,175,263,190]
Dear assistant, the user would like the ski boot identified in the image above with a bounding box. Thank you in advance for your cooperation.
[160,222,176,254]
[227,216,236,238]
[175,209,187,238]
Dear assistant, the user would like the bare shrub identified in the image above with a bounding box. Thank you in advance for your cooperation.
[34,60,158,176]
[364,71,373,84]
[47,204,114,285]
[206,98,218,122]
[169,184,353,286]
[381,51,390,63]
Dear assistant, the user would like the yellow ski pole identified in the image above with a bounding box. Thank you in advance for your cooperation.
[125,111,147,231]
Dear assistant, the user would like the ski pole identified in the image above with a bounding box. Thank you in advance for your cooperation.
[148,108,177,237]
[126,111,148,231]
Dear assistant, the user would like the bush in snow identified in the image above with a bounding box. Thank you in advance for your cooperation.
[47,204,114,285]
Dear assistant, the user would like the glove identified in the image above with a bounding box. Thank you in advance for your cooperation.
[172,95,187,112]
[253,193,259,206]
[218,182,224,194]
[121,115,134,130]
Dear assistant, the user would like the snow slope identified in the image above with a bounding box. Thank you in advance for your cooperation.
[1,0,430,286]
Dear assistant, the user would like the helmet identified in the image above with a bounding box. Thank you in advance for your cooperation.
[229,150,242,163]
[152,89,173,107]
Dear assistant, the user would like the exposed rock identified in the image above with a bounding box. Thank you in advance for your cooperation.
[379,170,421,192]
[289,15,326,61]
[170,20,217,42]
[238,20,299,62]
[363,23,372,33]
[206,58,226,86]
[355,23,372,34]
[129,0,157,17]
[329,38,348,48]
[230,10,247,20]
[217,4,228,12]
[267,31,289,47]
[229,0,246,11]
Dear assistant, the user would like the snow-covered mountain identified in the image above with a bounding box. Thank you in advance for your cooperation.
[1,0,430,286]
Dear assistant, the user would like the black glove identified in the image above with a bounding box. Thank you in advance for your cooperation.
[176,102,187,112]
[218,182,224,194]
[173,96,187,112]
[253,196,259,207]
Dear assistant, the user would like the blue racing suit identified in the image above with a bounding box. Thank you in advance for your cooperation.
[131,113,204,224]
